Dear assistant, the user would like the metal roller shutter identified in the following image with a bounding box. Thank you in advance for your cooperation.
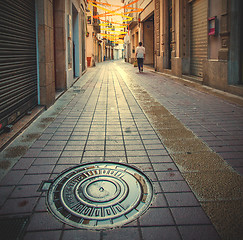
[190,0,208,77]
[0,0,37,132]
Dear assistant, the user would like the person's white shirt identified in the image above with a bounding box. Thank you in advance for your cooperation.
[136,46,145,58]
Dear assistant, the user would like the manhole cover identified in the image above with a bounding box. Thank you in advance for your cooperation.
[46,162,153,230]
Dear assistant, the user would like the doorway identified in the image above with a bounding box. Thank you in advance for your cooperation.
[72,4,79,78]
[168,0,172,69]
[143,14,154,67]
[228,0,242,85]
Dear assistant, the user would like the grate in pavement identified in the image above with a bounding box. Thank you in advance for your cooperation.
[0,216,29,240]
[46,162,154,230]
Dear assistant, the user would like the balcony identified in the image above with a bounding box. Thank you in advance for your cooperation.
[128,19,138,29]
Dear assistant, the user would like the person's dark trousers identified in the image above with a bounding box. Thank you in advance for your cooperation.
[137,58,144,72]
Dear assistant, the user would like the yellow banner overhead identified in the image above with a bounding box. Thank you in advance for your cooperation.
[87,0,144,44]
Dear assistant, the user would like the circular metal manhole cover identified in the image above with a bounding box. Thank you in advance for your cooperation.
[46,162,153,230]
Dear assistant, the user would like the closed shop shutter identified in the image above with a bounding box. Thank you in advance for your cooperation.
[190,0,208,77]
[0,0,37,132]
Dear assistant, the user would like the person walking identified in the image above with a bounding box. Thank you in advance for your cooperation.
[135,42,145,73]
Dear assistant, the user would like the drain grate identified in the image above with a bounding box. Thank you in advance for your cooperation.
[0,216,29,240]
[46,162,153,230]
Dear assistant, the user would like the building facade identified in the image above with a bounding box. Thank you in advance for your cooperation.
[0,0,39,133]
[124,0,243,97]
[53,0,87,90]
[0,0,87,133]
[86,1,103,67]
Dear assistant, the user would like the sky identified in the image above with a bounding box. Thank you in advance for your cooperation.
[91,0,124,24]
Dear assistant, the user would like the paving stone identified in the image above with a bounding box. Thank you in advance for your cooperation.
[34,196,48,212]
[0,197,38,215]
[103,228,140,240]
[139,208,174,226]
[62,229,100,240]
[151,193,168,207]
[149,155,173,163]
[23,149,42,158]
[152,163,178,171]
[165,192,200,207]
[47,140,68,146]
[43,145,65,151]
[0,186,14,206]
[19,174,50,185]
[178,225,221,240]
[10,185,41,198]
[159,181,191,193]
[132,163,153,171]
[31,140,48,148]
[0,170,26,186]
[12,158,36,170]
[33,157,59,165]
[156,171,184,181]
[128,156,150,163]
[26,165,55,174]
[171,207,211,225]
[61,151,84,157]
[27,212,63,231]
[141,226,181,240]
[23,230,62,240]
[126,150,147,157]
[105,150,126,157]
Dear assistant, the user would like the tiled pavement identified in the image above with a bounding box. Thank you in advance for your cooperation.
[0,60,242,239]
[119,62,243,176]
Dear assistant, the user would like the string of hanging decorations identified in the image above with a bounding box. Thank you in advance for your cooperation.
[87,0,143,44]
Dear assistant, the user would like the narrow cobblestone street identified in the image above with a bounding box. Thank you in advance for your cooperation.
[0,60,242,240]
